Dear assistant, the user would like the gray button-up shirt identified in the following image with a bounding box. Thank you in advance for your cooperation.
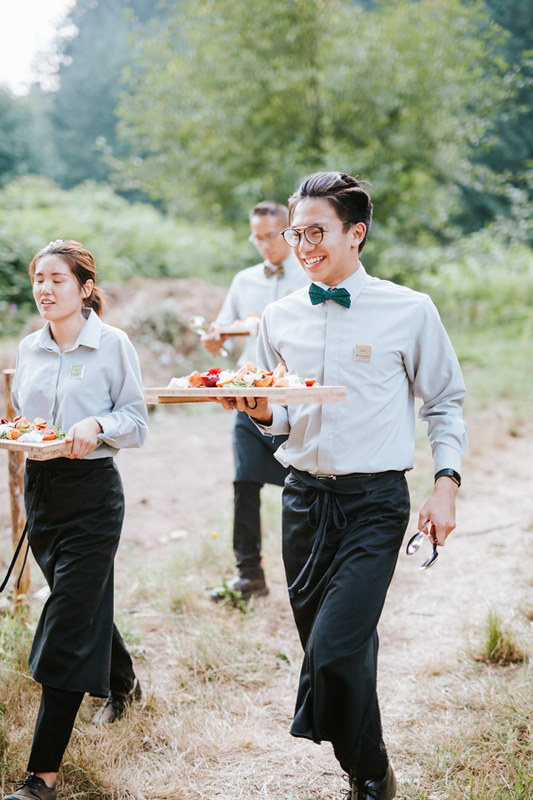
[12,308,148,459]
[256,265,467,476]
[215,252,309,365]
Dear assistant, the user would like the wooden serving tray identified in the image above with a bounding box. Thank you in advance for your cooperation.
[216,317,261,336]
[144,385,347,406]
[216,326,252,336]
[0,438,72,461]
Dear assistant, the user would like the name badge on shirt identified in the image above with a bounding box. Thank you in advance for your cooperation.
[70,364,85,379]
[354,344,372,363]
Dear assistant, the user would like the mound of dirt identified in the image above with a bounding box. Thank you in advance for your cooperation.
[102,277,228,385]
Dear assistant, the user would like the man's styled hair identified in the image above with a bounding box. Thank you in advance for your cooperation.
[249,201,289,226]
[288,172,373,251]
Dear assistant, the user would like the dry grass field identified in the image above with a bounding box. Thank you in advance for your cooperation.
[0,400,532,800]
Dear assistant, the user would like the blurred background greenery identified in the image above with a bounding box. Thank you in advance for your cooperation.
[0,0,531,371]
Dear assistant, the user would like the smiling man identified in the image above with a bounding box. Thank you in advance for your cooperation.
[219,172,467,799]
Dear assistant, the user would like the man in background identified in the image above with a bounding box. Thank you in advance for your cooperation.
[203,201,308,601]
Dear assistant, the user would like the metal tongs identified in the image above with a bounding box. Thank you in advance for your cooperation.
[406,522,439,570]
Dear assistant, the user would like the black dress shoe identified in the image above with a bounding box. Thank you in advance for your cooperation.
[209,575,269,602]
[3,775,56,800]
[91,677,142,724]
[358,763,396,800]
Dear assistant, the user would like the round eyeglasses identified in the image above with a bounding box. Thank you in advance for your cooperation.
[248,232,281,245]
[281,225,326,247]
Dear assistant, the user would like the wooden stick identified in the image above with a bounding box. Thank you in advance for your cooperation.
[3,369,30,610]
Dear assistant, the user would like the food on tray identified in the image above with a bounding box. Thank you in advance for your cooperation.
[216,313,262,336]
[168,361,317,390]
[0,416,67,443]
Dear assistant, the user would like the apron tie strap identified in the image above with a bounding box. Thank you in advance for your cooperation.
[0,468,44,594]
[288,489,347,598]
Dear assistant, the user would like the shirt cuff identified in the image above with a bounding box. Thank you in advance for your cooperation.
[433,445,463,475]
[252,405,289,436]
[94,414,119,446]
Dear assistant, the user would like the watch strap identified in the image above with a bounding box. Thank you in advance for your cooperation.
[434,468,461,487]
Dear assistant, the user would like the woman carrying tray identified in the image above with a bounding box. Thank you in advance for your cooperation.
[3,240,148,800]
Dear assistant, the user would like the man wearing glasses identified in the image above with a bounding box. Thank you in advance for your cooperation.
[217,173,467,798]
[203,201,308,601]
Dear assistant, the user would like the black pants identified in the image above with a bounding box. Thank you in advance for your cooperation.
[232,412,288,579]
[21,457,135,773]
[233,481,264,578]
[282,469,410,781]
[26,626,136,773]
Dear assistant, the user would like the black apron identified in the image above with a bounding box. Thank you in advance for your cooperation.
[232,410,289,486]
[281,468,410,777]
[25,457,125,697]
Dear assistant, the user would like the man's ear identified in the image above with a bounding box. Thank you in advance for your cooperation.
[351,222,367,247]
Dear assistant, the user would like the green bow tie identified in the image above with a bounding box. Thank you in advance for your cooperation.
[309,283,351,308]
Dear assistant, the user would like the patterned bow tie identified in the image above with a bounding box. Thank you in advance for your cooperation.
[264,262,284,279]
[309,283,351,308]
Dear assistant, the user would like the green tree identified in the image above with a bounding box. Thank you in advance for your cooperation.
[112,0,505,243]
[457,0,533,233]
[47,0,162,187]
[0,88,60,187]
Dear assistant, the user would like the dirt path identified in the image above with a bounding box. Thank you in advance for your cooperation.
[125,408,533,798]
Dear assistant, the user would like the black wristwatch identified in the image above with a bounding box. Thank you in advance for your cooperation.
[434,468,461,487]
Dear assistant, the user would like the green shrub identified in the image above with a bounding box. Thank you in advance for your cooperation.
[375,227,533,331]
[0,175,252,317]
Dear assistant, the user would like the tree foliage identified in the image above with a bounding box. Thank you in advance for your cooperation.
[112,0,505,241]
[0,175,250,323]
[0,89,60,187]
[457,0,533,232]
[46,0,162,187]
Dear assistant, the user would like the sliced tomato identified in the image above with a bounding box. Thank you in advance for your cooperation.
[41,429,57,441]
[200,373,220,387]
[305,378,316,387]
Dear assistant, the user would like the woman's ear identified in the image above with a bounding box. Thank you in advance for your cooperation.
[82,280,94,299]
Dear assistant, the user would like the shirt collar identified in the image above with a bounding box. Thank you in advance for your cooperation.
[315,262,368,302]
[33,308,103,353]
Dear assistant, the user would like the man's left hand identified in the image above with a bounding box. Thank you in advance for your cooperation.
[418,476,459,546]
[213,395,273,425]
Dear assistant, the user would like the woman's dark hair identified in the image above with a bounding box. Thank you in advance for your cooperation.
[29,239,105,317]
[288,171,373,251]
